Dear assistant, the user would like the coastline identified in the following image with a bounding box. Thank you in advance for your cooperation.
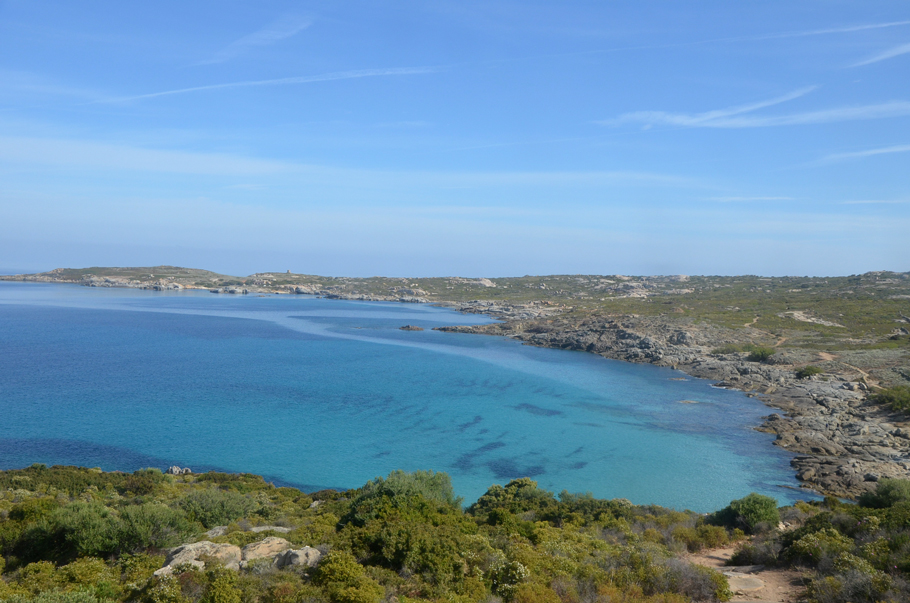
[3,270,909,500]
[432,305,910,500]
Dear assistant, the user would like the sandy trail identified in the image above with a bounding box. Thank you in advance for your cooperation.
[687,545,806,603]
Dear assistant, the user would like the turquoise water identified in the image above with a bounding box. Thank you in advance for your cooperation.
[0,282,814,511]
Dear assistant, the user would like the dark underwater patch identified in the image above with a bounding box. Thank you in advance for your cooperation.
[513,403,562,417]
[452,441,506,470]
[487,458,545,479]
[458,415,483,431]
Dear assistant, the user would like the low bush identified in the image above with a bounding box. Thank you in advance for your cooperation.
[710,493,779,534]
[746,347,775,362]
[872,385,910,413]
[795,366,824,379]
[857,478,910,508]
[786,528,853,566]
[177,488,257,528]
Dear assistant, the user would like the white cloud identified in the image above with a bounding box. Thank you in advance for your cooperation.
[0,134,703,190]
[839,199,909,205]
[817,144,910,164]
[198,16,312,65]
[0,135,289,175]
[101,67,437,103]
[601,85,910,129]
[708,196,794,203]
[851,42,910,67]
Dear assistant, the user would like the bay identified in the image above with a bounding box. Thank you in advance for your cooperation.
[0,282,815,511]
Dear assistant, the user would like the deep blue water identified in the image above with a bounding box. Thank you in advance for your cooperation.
[0,282,816,511]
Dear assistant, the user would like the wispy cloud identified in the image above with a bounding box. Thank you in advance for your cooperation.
[601,86,910,129]
[600,87,815,128]
[100,67,436,103]
[514,20,910,65]
[839,199,909,205]
[708,196,794,202]
[851,42,910,67]
[765,20,910,40]
[0,69,110,103]
[816,144,910,164]
[198,16,312,65]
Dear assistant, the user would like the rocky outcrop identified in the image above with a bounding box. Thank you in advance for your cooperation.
[276,547,322,569]
[154,541,242,576]
[399,325,424,331]
[166,466,192,475]
[155,538,321,575]
[240,537,292,568]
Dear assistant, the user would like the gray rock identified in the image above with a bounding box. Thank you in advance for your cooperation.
[276,546,322,569]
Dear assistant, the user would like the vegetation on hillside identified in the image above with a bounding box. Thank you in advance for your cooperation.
[2,466,910,603]
[872,386,910,414]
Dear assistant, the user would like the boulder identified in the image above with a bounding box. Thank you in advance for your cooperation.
[276,546,323,569]
[154,541,241,576]
[241,537,292,567]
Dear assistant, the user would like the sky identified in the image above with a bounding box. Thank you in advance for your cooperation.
[0,1,908,277]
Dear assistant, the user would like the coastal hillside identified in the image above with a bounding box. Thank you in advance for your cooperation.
[3,268,909,500]
[2,466,909,603]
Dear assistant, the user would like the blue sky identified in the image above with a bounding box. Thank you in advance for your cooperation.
[1,1,908,277]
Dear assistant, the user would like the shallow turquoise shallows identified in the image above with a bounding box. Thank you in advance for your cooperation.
[0,282,816,511]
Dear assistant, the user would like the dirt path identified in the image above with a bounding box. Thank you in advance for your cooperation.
[687,545,806,602]
[744,317,760,327]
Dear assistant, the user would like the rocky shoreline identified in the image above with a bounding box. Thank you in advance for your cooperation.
[432,305,910,500]
[4,271,908,499]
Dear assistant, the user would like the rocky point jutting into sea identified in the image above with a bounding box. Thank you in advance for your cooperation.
[3,266,909,499]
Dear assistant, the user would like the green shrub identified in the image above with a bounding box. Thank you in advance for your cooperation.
[177,489,257,528]
[795,366,823,379]
[1,592,103,603]
[857,478,910,508]
[10,499,59,523]
[201,566,241,603]
[124,469,166,496]
[469,478,557,519]
[710,493,779,534]
[872,385,910,412]
[786,528,853,566]
[356,470,461,508]
[33,502,121,560]
[314,551,383,603]
[746,347,775,362]
[118,503,195,551]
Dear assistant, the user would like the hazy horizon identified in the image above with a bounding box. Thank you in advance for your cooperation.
[2,2,908,276]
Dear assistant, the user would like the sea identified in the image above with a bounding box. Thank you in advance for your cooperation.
[0,281,818,511]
